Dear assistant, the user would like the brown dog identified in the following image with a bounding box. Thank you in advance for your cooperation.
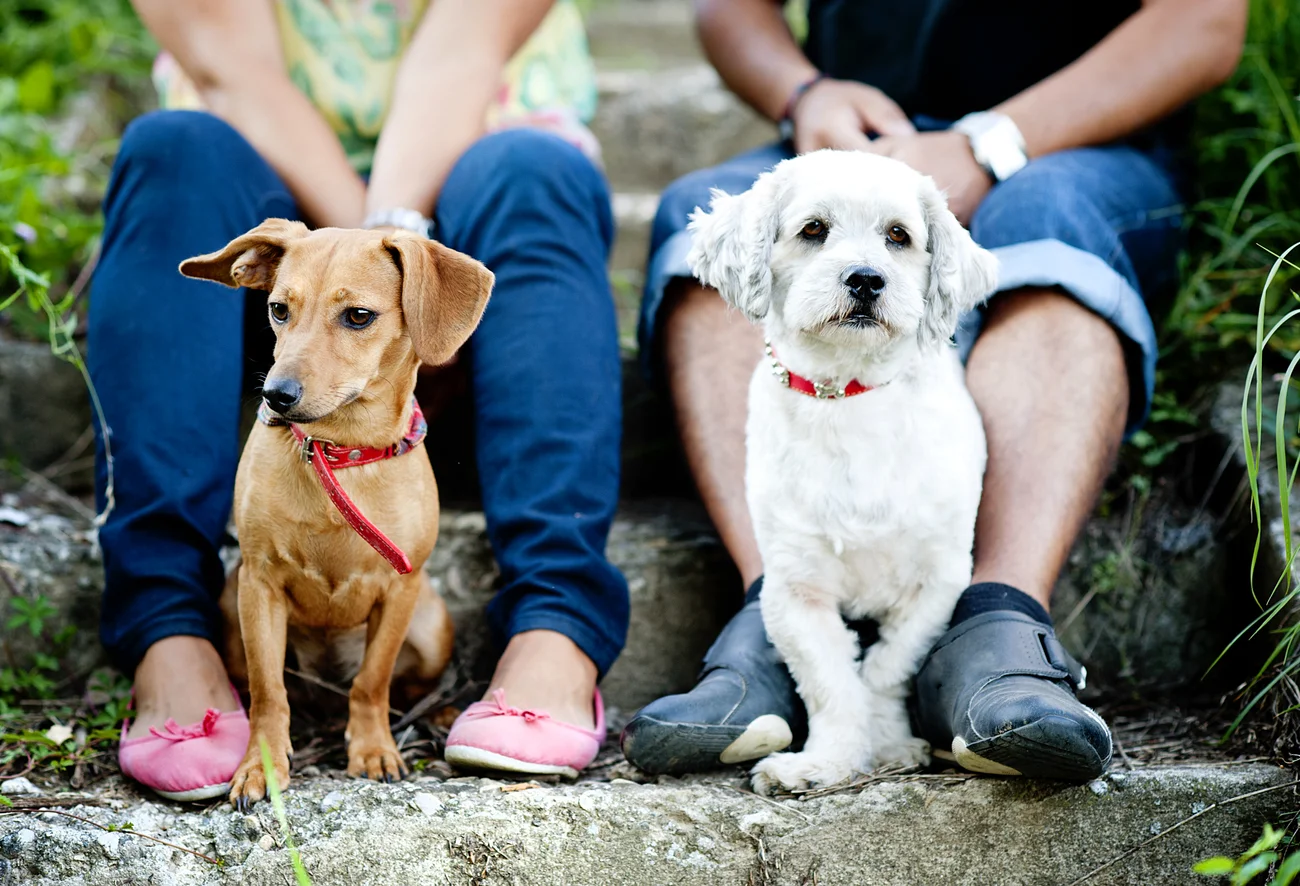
[179,219,493,809]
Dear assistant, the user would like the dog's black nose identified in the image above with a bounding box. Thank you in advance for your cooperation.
[263,379,303,413]
[843,266,887,301]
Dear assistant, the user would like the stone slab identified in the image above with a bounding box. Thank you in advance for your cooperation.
[2,765,1293,885]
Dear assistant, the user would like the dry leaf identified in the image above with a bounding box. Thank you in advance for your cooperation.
[45,724,73,745]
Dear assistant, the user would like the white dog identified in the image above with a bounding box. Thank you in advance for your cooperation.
[687,150,999,793]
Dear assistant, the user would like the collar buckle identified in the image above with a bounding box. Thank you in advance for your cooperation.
[812,379,845,399]
[299,435,317,463]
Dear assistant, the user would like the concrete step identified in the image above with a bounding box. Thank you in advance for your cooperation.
[593,64,776,195]
[585,0,703,71]
[4,764,1294,884]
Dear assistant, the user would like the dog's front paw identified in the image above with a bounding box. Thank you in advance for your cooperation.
[346,731,407,783]
[229,745,290,812]
[872,735,931,770]
[750,752,857,795]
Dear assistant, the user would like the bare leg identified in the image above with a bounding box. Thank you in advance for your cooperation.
[663,282,765,588]
[966,289,1128,607]
[126,636,240,740]
[484,630,598,729]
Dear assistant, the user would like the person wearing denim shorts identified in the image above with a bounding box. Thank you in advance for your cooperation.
[621,0,1247,780]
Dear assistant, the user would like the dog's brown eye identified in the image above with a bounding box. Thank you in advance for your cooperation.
[342,307,376,329]
[800,220,828,240]
[887,226,910,246]
[269,302,289,323]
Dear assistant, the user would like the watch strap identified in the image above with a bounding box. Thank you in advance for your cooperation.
[363,208,435,239]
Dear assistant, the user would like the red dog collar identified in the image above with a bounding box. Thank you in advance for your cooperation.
[765,341,877,400]
[258,398,428,574]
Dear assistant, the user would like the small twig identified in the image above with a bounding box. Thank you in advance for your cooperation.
[18,466,95,524]
[63,242,100,316]
[1057,586,1098,637]
[1113,738,1135,770]
[12,807,221,866]
[0,561,22,597]
[726,784,813,823]
[391,667,462,732]
[1065,778,1300,885]
[2,796,105,810]
[38,426,95,481]
[283,666,401,718]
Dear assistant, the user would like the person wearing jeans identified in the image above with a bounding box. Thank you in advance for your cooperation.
[621,0,1246,780]
[93,0,627,799]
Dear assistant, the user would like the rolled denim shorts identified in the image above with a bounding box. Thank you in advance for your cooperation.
[639,122,1184,433]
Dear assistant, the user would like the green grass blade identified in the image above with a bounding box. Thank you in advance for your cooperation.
[258,738,312,886]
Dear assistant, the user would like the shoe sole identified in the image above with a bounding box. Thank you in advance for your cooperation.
[621,714,792,775]
[946,713,1110,781]
[153,782,232,803]
[444,745,579,779]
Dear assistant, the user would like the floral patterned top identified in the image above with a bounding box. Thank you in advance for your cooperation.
[152,0,600,172]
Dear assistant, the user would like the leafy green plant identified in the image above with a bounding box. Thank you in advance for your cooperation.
[1166,0,1300,362]
[0,591,130,781]
[1197,824,1300,885]
[0,0,153,340]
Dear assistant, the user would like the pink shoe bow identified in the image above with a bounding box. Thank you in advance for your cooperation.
[444,688,606,778]
[149,709,222,742]
[484,689,550,723]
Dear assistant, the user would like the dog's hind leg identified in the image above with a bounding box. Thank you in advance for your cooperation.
[750,578,873,794]
[392,575,455,706]
[218,562,248,690]
[345,574,422,782]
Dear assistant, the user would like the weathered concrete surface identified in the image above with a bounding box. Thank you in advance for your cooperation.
[2,765,1293,885]
[0,500,735,714]
[1052,479,1244,689]
[592,65,775,195]
[586,0,703,72]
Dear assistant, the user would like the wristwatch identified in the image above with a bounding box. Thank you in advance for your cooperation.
[952,111,1029,182]
[362,207,435,239]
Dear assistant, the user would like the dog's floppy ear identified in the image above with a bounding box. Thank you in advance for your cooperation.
[178,218,309,290]
[918,179,999,348]
[686,173,781,321]
[384,233,494,366]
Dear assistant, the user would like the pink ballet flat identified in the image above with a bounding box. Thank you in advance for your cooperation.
[118,684,250,802]
[444,688,605,778]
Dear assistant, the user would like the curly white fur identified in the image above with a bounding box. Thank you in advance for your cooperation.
[687,150,999,793]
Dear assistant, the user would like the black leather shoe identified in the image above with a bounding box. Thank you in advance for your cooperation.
[620,577,804,775]
[914,610,1112,781]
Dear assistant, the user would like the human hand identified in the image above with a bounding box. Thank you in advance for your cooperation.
[791,78,915,154]
[865,131,993,226]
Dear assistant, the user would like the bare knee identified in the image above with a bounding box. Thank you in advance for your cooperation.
[981,288,1124,362]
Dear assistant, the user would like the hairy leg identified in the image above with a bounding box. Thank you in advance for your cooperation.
[662,282,765,587]
[966,289,1129,607]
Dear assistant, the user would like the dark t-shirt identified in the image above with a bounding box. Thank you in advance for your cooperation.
[804,0,1137,120]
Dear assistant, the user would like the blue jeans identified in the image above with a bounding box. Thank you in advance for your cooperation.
[90,111,630,678]
[641,129,1184,433]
